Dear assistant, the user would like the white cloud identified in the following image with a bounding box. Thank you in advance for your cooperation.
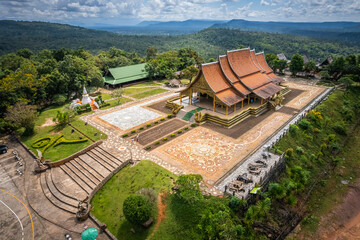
[260,0,270,6]
[0,0,359,24]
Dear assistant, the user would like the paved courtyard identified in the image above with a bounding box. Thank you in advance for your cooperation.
[82,81,327,187]
[98,93,177,131]
[152,82,327,185]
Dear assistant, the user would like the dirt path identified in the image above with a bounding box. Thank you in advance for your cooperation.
[309,179,360,240]
[148,192,167,240]
[41,118,56,127]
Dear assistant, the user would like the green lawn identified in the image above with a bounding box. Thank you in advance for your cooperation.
[132,89,169,99]
[123,87,157,95]
[100,92,113,100]
[91,161,177,240]
[101,97,132,110]
[131,81,163,87]
[70,119,107,142]
[21,104,106,162]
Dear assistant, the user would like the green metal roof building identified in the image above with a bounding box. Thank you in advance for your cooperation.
[103,63,148,86]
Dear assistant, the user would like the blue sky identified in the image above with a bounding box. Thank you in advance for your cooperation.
[0,0,359,26]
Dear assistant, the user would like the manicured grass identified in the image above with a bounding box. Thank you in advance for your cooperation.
[21,103,106,161]
[132,88,169,99]
[101,97,133,110]
[100,92,113,100]
[22,124,92,162]
[123,87,157,95]
[131,81,163,87]
[70,119,107,142]
[91,161,177,240]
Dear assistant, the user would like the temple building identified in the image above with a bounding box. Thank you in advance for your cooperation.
[170,48,289,128]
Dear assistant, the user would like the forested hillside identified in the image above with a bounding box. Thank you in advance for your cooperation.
[1,20,359,60]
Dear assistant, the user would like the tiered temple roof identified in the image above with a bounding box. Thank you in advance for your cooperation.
[181,48,284,107]
[254,52,283,84]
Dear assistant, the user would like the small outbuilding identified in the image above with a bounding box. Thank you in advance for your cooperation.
[103,63,148,87]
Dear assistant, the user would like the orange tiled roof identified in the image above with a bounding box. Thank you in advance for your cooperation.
[255,52,283,84]
[253,82,283,99]
[227,48,260,77]
[181,48,283,107]
[202,62,244,106]
[219,55,251,96]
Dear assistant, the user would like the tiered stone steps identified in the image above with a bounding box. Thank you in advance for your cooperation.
[40,146,127,215]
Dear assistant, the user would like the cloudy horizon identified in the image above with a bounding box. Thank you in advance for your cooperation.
[0,0,359,26]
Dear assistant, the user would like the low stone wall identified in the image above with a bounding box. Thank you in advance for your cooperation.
[89,214,118,240]
[87,159,131,240]
[46,141,103,167]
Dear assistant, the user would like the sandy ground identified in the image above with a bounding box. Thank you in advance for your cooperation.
[40,118,56,127]
[313,179,360,240]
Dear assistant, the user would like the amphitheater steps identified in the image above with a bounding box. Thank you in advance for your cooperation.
[60,164,93,194]
[78,154,111,177]
[67,160,101,186]
[37,144,128,217]
[40,173,77,214]
[73,157,104,181]
[87,150,116,171]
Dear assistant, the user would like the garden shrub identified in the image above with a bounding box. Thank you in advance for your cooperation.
[154,121,159,124]
[131,130,136,134]
[310,154,316,162]
[295,146,304,155]
[123,195,152,225]
[155,141,160,145]
[122,133,128,138]
[171,133,175,137]
[147,124,151,127]
[229,196,241,211]
[327,134,336,142]
[286,195,298,206]
[184,127,189,130]
[313,128,320,134]
[285,148,294,157]
[145,146,151,150]
[333,122,347,135]
[52,94,67,106]
[191,123,197,127]
[178,130,183,134]
[163,137,168,141]
[289,124,299,135]
[53,137,88,147]
[136,188,157,205]
[139,127,144,130]
[298,119,311,130]
[167,114,172,119]
[160,118,165,121]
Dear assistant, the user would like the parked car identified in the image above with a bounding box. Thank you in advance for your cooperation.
[0,145,8,154]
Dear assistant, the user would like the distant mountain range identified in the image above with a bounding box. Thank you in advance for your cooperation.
[0,20,359,60]
[89,19,227,35]
[89,19,360,42]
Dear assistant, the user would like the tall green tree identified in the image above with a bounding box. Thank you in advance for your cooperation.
[289,53,304,76]
[146,46,158,61]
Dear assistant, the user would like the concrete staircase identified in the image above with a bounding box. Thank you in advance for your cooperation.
[39,146,129,215]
